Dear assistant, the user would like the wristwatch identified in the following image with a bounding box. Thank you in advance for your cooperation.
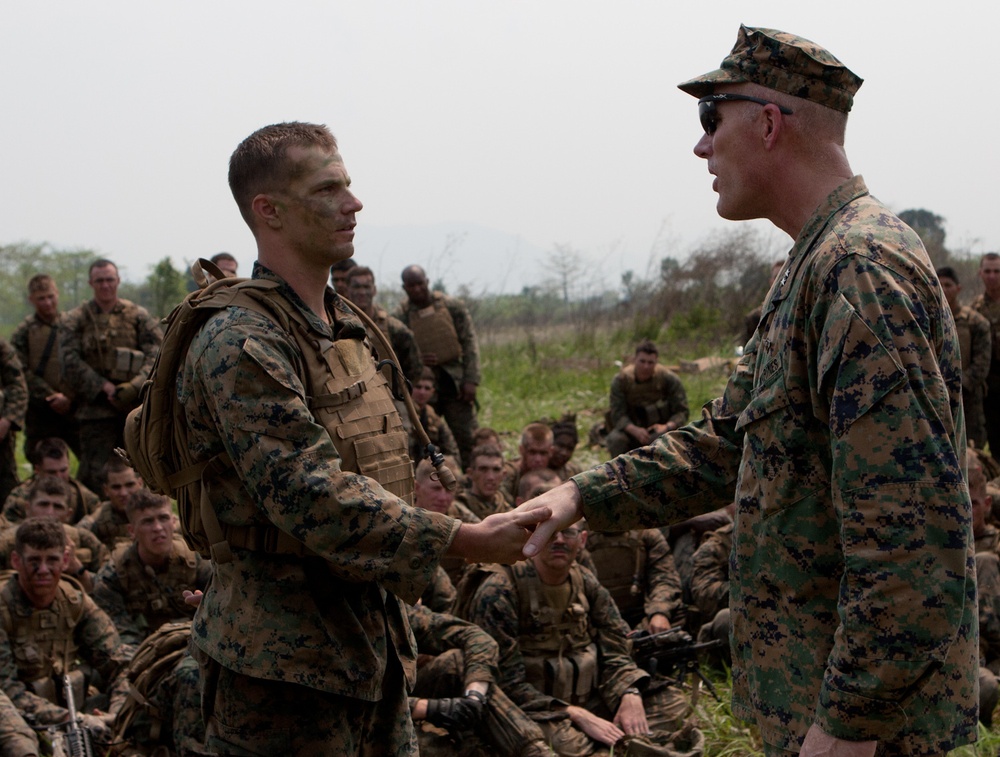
[623,686,642,698]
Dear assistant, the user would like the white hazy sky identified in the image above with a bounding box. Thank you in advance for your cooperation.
[2,1,995,293]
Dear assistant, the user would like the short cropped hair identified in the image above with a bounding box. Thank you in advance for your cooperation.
[981,252,1000,268]
[27,274,56,294]
[28,475,70,503]
[125,488,172,523]
[520,422,554,448]
[347,265,375,284]
[210,252,237,265]
[229,122,338,229]
[89,259,118,277]
[635,339,658,357]
[15,518,67,555]
[469,444,504,467]
[101,455,134,482]
[30,437,69,467]
[937,266,959,284]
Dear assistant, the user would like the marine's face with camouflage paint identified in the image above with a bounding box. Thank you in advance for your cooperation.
[12,545,67,608]
[271,145,363,268]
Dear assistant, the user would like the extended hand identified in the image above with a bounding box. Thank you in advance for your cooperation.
[516,481,585,558]
[449,507,553,564]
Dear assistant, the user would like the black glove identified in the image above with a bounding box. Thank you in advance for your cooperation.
[424,696,485,731]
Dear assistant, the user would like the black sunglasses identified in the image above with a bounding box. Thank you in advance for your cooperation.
[698,93,794,135]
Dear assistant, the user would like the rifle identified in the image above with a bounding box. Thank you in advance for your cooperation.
[629,627,724,702]
[62,673,95,757]
[29,676,96,757]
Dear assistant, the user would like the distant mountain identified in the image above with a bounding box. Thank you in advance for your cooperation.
[352,222,549,296]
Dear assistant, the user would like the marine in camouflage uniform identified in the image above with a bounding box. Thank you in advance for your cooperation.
[11,275,79,460]
[606,341,688,458]
[409,367,460,464]
[408,602,549,757]
[178,123,531,755]
[0,521,129,729]
[0,524,107,585]
[3,476,99,527]
[500,424,556,507]
[939,266,991,450]
[973,252,1000,456]
[518,27,977,756]
[346,266,423,385]
[78,458,142,554]
[467,530,688,757]
[94,491,212,757]
[398,265,481,468]
[687,520,732,656]
[0,688,38,757]
[0,342,27,508]
[457,444,511,521]
[965,450,1000,729]
[584,528,683,633]
[61,260,163,493]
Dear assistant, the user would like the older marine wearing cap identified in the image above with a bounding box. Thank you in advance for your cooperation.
[509,24,977,757]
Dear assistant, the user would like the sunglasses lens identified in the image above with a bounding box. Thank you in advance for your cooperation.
[699,100,717,135]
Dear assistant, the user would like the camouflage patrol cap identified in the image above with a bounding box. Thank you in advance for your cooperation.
[678,25,863,113]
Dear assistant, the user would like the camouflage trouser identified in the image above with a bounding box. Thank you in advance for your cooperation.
[536,685,688,757]
[196,648,416,756]
[0,688,38,757]
[76,416,124,493]
[414,649,547,757]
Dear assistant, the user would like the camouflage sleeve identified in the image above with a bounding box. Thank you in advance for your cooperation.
[406,603,499,686]
[573,350,749,531]
[608,373,631,431]
[585,571,649,708]
[970,312,993,389]
[447,298,480,386]
[661,372,689,428]
[60,307,108,400]
[126,307,164,392]
[640,529,684,622]
[0,688,37,755]
[0,342,27,430]
[11,319,57,402]
[809,253,971,739]
[388,319,424,385]
[466,572,557,710]
[0,622,69,724]
[187,308,459,602]
[91,565,144,647]
[688,526,731,619]
[77,594,131,680]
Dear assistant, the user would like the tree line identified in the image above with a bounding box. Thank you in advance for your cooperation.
[0,208,988,345]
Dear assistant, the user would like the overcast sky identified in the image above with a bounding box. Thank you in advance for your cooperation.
[2,1,994,294]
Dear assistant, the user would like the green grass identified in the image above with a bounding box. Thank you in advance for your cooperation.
[477,321,995,756]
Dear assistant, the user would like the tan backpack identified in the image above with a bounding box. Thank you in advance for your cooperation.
[120,259,455,562]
